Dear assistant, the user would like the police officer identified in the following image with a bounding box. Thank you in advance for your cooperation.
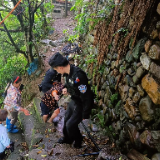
[49,52,94,148]
[40,68,61,93]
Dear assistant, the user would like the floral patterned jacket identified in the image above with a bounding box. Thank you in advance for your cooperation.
[41,82,64,110]
[3,84,21,111]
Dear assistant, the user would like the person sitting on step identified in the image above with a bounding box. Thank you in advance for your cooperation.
[53,88,71,132]
[40,82,67,123]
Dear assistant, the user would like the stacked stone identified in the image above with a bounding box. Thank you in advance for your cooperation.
[79,1,160,159]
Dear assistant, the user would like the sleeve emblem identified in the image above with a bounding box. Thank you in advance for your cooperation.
[75,77,80,83]
[78,85,87,93]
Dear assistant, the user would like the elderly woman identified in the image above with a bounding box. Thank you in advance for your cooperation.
[3,76,30,133]
[40,82,68,123]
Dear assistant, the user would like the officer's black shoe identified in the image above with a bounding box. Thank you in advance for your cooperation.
[53,121,58,126]
[73,141,82,149]
[57,137,72,144]
[74,136,83,149]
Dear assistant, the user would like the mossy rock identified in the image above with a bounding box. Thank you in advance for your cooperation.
[33,97,43,123]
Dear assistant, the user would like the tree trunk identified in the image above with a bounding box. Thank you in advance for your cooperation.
[40,5,48,34]
[28,0,34,63]
[65,0,68,17]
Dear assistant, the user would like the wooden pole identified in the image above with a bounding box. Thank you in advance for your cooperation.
[65,0,68,17]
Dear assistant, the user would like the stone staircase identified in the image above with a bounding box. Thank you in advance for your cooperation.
[6,95,129,160]
[7,96,102,160]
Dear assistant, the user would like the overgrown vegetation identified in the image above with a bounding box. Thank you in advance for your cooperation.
[69,0,115,42]
[0,0,54,104]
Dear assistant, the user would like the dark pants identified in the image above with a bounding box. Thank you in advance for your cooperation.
[63,99,83,143]
[0,151,6,160]
[40,101,52,116]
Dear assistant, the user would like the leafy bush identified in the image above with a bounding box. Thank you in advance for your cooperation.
[0,54,27,104]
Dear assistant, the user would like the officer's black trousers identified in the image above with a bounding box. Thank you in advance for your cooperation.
[63,99,83,143]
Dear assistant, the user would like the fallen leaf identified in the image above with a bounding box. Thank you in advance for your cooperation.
[41,155,47,158]
[53,144,56,148]
[42,144,45,149]
[21,142,27,147]
[46,135,49,138]
[32,145,39,148]
[48,149,53,156]
[55,153,61,156]
[37,150,42,154]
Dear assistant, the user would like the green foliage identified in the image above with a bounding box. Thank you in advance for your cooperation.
[91,85,98,96]
[85,54,96,64]
[115,100,121,108]
[109,125,113,131]
[63,29,79,43]
[96,0,115,18]
[68,34,79,43]
[104,125,116,141]
[98,65,105,74]
[0,0,54,103]
[0,0,54,64]
[70,0,83,11]
[108,44,112,49]
[119,157,122,160]
[69,0,116,41]
[113,28,128,37]
[0,54,27,104]
[33,2,54,40]
[0,54,27,84]
[110,93,119,104]
[98,113,105,128]
[94,112,105,128]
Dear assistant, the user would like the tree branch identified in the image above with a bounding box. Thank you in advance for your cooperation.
[0,9,11,12]
[0,13,27,57]
[4,40,12,45]
[34,0,44,13]
[1,4,12,10]
[11,0,25,31]
[0,27,22,32]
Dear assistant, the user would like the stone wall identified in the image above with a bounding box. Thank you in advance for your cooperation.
[77,0,160,159]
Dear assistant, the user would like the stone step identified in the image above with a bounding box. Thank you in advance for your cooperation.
[22,96,95,159]
[33,97,43,123]
[7,127,26,160]
[12,96,101,160]
[18,105,45,150]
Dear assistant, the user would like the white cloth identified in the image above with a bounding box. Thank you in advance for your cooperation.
[53,107,66,133]
[0,124,10,153]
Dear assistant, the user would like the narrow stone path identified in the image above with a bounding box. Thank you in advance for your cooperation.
[6,10,128,160]
[41,11,76,71]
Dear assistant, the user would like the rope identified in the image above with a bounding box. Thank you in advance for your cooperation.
[0,0,22,26]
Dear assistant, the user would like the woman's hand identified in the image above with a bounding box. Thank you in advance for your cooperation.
[52,90,59,100]
[23,109,30,116]
[6,145,10,148]
[54,94,59,100]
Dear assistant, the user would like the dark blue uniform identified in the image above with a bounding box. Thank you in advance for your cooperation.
[41,68,61,93]
[62,65,94,147]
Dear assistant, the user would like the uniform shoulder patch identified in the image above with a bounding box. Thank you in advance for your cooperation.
[74,77,80,83]
[78,85,87,93]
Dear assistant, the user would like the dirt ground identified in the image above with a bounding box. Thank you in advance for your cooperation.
[22,11,76,107]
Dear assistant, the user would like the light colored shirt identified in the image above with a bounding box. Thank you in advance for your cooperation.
[0,124,10,153]
[4,83,21,111]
